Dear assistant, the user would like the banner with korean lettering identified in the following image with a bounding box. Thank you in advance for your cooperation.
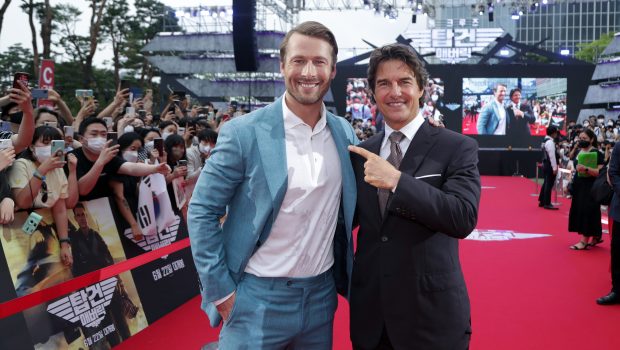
[113,195,199,324]
[0,199,148,349]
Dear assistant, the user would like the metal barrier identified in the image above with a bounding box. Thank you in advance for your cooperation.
[532,162,542,196]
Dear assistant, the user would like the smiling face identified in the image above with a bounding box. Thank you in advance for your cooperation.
[494,84,507,103]
[280,33,336,111]
[372,59,424,130]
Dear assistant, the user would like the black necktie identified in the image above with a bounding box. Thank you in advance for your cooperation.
[378,131,405,218]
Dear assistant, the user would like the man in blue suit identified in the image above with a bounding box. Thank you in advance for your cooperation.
[477,83,507,135]
[188,21,358,349]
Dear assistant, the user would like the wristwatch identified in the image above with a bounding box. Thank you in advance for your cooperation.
[59,238,71,245]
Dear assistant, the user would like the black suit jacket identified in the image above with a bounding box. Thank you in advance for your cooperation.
[349,121,481,350]
[506,103,535,139]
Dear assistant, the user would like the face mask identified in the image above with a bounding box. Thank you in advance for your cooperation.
[598,119,605,126]
[145,141,154,150]
[34,145,51,163]
[583,122,589,127]
[123,150,139,163]
[9,112,23,125]
[199,144,211,154]
[86,136,106,153]
[578,140,591,148]
[123,125,135,134]
[162,132,173,141]
[172,148,184,159]
[559,148,565,157]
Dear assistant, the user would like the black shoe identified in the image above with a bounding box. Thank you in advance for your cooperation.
[596,291,620,305]
[543,205,559,210]
[538,202,544,207]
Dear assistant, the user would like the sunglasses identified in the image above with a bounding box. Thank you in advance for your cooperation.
[40,180,48,203]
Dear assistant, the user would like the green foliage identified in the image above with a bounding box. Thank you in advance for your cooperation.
[575,32,616,63]
[0,0,175,112]
[0,44,35,90]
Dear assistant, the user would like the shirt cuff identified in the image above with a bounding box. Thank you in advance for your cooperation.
[214,291,235,306]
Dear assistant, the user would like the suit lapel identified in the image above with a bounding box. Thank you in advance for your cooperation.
[399,121,438,177]
[359,132,384,223]
[326,114,356,242]
[255,98,288,214]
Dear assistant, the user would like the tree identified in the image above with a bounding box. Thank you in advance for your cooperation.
[38,0,53,59]
[101,0,130,87]
[575,32,615,63]
[125,0,180,86]
[0,44,34,90]
[0,0,11,39]
[20,0,40,80]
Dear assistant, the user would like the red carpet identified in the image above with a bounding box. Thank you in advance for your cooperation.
[117,176,620,350]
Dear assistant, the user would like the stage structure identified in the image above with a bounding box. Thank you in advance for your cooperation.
[142,0,297,110]
[333,31,594,177]
[578,32,620,123]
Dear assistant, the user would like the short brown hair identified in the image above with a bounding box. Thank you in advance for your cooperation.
[367,44,428,106]
[279,21,338,67]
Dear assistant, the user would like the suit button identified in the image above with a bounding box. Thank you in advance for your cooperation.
[286,280,292,286]
[381,236,388,242]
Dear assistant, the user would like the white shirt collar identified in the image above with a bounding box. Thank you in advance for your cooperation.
[382,111,425,149]
[282,93,327,133]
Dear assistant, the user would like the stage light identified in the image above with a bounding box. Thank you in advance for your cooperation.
[175,10,186,18]
[511,12,520,20]
[560,49,570,56]
[219,8,226,17]
[500,49,510,56]
[418,4,422,10]
[542,0,548,4]
[211,9,218,18]
[363,0,371,10]
[518,10,524,16]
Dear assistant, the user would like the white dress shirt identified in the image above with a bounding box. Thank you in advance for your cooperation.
[244,94,342,278]
[493,99,507,135]
[380,111,425,161]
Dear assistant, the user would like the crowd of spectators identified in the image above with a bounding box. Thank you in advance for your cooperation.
[0,81,227,267]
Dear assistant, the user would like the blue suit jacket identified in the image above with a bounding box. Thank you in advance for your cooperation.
[476,101,505,135]
[187,97,358,327]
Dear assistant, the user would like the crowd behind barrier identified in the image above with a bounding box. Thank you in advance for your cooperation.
[0,83,233,349]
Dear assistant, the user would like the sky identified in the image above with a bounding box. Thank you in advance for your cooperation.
[0,0,427,68]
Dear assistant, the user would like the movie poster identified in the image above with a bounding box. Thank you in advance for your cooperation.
[0,198,148,350]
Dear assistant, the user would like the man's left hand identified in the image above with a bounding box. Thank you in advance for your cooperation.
[348,145,401,190]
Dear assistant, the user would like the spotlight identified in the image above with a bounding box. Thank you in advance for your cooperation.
[219,8,226,17]
[518,10,524,15]
[542,0,548,4]
[511,12,520,20]
[560,49,570,56]
[500,49,510,56]
[363,0,371,10]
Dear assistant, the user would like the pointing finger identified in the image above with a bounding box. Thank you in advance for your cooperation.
[348,145,375,160]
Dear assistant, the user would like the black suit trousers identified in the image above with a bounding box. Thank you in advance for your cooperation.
[539,160,555,206]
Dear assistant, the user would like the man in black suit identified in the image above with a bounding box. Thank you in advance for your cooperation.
[348,44,481,350]
[506,88,536,140]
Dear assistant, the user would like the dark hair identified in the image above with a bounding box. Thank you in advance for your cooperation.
[159,120,176,132]
[197,129,218,143]
[138,127,161,140]
[580,128,598,148]
[74,202,85,212]
[0,102,18,120]
[20,126,62,162]
[35,107,64,126]
[367,44,428,106]
[118,132,143,151]
[546,125,558,136]
[79,117,107,136]
[164,134,186,165]
[509,88,521,98]
[280,21,338,68]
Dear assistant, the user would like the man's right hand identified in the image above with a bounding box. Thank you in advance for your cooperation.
[95,140,120,166]
[216,292,236,322]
